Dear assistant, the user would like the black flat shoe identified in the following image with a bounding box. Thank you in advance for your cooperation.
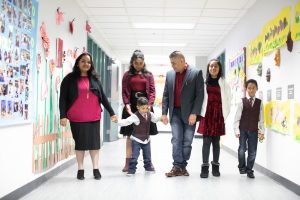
[77,170,85,180]
[93,169,101,180]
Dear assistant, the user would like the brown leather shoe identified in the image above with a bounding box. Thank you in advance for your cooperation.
[182,167,189,176]
[165,166,183,177]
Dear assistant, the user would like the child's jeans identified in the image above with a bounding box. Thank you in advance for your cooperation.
[128,139,152,173]
[238,129,258,171]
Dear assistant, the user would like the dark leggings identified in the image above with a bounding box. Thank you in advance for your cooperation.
[202,135,220,164]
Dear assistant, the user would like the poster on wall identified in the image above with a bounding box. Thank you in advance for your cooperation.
[263,6,290,54]
[291,1,300,41]
[264,100,290,135]
[294,102,300,141]
[227,48,246,105]
[247,34,264,66]
[0,0,38,126]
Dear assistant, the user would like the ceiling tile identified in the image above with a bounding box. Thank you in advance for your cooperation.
[93,16,129,23]
[205,0,249,9]
[82,0,124,7]
[127,8,164,16]
[201,9,241,18]
[165,8,202,17]
[88,8,127,15]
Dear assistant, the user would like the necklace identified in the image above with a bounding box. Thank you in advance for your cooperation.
[82,78,89,99]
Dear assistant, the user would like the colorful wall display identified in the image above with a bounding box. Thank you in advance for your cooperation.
[292,1,300,41]
[227,48,246,104]
[0,0,38,126]
[264,100,290,135]
[263,6,290,54]
[247,34,264,66]
[293,102,300,141]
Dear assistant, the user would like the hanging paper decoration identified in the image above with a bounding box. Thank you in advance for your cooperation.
[82,47,86,53]
[56,7,64,25]
[40,22,50,57]
[73,47,79,58]
[86,21,91,33]
[257,63,262,77]
[37,53,42,72]
[49,59,56,76]
[274,49,280,67]
[56,38,63,68]
[69,18,75,34]
[266,68,271,82]
[286,31,293,52]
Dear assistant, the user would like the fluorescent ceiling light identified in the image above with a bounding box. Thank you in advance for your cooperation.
[138,42,186,47]
[133,23,195,29]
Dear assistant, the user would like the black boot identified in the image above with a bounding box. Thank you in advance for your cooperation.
[93,169,102,180]
[211,161,220,177]
[200,164,209,178]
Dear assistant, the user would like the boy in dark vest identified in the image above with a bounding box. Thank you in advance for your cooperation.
[233,79,265,178]
[117,97,162,176]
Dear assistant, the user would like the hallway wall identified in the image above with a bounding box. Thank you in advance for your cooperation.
[0,0,114,198]
[209,0,300,186]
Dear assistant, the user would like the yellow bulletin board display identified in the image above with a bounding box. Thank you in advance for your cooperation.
[264,100,290,135]
[263,6,291,54]
[292,1,300,41]
[293,103,300,141]
[247,34,264,66]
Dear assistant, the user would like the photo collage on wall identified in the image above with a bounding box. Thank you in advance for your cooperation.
[0,0,37,125]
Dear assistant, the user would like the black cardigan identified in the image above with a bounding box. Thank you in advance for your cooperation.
[59,73,115,119]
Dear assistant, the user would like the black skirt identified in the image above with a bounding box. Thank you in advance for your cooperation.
[70,120,101,150]
[120,91,158,136]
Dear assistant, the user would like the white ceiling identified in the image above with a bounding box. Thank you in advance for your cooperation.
[76,0,256,64]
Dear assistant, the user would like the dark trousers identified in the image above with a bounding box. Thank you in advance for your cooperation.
[202,135,220,165]
[238,129,258,171]
[128,139,152,173]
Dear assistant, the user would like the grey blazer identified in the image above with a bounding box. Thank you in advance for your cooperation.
[162,65,204,123]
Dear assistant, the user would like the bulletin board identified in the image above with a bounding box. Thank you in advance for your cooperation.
[0,0,38,126]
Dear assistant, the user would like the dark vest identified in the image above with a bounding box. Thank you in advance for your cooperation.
[133,112,151,141]
[239,97,261,132]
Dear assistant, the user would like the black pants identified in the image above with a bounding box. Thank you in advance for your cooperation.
[202,135,220,164]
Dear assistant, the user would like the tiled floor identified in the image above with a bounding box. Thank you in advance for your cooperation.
[20,134,299,200]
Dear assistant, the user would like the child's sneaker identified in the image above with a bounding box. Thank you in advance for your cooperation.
[145,166,155,173]
[126,171,135,176]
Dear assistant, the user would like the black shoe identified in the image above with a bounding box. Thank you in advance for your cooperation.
[247,170,255,178]
[239,168,246,174]
[93,169,102,180]
[77,170,85,180]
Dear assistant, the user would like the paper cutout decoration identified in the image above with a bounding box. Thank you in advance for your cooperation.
[86,21,91,33]
[69,18,75,34]
[37,53,42,72]
[82,47,86,53]
[286,31,293,52]
[40,22,50,57]
[56,7,64,25]
[266,68,271,82]
[49,59,55,76]
[73,47,78,58]
[274,49,280,67]
[55,76,61,93]
[257,63,262,76]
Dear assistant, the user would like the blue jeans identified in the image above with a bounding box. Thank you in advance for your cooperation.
[238,129,258,171]
[170,108,196,168]
[128,139,152,173]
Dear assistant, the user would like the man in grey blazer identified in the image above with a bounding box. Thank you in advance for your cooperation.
[162,51,204,177]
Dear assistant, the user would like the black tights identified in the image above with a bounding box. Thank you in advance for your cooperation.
[202,136,220,164]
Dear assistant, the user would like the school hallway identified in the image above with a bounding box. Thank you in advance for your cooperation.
[19,134,299,200]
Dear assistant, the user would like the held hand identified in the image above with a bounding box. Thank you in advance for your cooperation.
[161,115,169,125]
[235,133,240,138]
[188,114,197,125]
[60,118,68,127]
[110,115,118,123]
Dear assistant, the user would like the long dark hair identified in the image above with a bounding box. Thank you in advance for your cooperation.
[72,52,99,79]
[128,49,150,77]
[206,58,223,82]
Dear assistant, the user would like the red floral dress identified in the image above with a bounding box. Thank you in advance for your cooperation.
[197,85,225,136]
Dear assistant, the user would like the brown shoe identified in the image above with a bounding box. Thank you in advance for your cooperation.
[165,166,183,177]
[182,167,189,176]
